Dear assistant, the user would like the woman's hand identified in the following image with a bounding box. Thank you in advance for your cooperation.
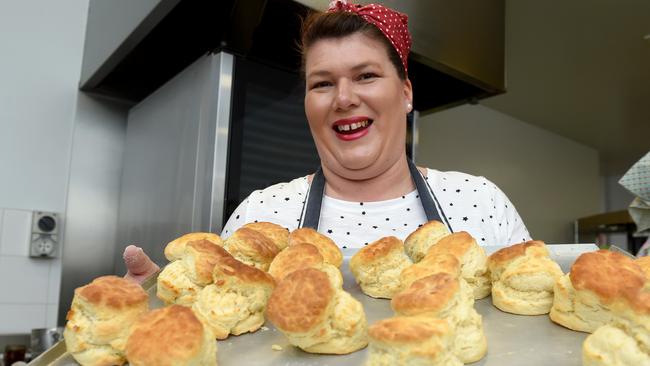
[123,245,160,284]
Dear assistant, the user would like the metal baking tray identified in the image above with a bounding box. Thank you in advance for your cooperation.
[30,244,598,366]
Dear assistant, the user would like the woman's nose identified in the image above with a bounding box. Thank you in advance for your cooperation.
[334,79,359,110]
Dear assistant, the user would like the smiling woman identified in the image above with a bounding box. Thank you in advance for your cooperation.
[304,32,413,196]
[217,1,531,248]
[124,0,531,280]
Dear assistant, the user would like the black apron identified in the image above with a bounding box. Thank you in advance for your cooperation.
[298,159,453,232]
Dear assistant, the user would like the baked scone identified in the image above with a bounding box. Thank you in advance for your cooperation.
[391,273,487,363]
[242,221,289,251]
[164,232,223,260]
[488,240,549,280]
[223,227,280,271]
[288,228,343,268]
[266,268,368,354]
[157,239,231,305]
[399,253,461,292]
[268,243,343,288]
[582,291,650,365]
[403,220,450,263]
[365,316,462,366]
[350,236,413,298]
[192,254,275,339]
[125,305,217,366]
[64,276,149,366]
[488,240,563,315]
[426,231,491,299]
[550,249,646,332]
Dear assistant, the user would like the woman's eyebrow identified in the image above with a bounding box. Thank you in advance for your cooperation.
[350,62,381,71]
[306,70,331,79]
[307,62,381,79]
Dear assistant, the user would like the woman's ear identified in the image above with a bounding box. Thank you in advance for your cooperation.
[404,78,413,112]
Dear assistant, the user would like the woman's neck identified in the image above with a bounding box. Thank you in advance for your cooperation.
[320,156,419,202]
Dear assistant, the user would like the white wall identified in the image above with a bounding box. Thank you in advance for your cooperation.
[0,0,87,211]
[0,0,89,334]
[0,209,61,333]
[416,104,602,243]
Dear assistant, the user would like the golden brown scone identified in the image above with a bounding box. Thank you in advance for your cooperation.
[426,231,491,299]
[157,240,232,306]
[192,255,275,339]
[392,273,463,317]
[125,305,216,366]
[489,240,562,315]
[266,268,368,354]
[268,243,343,287]
[582,290,650,365]
[365,316,462,366]
[223,227,280,271]
[243,221,289,251]
[583,325,650,366]
[269,243,323,280]
[391,273,487,363]
[64,276,149,366]
[550,250,646,332]
[399,253,461,292]
[288,227,343,267]
[636,256,650,279]
[403,220,450,263]
[164,232,223,260]
[488,240,549,281]
[492,255,563,315]
[350,236,413,299]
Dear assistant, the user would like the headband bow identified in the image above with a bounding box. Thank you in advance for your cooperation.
[327,0,411,74]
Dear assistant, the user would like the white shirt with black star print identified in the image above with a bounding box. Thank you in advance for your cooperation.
[222,169,531,249]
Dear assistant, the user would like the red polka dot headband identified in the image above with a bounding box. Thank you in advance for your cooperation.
[327,0,412,73]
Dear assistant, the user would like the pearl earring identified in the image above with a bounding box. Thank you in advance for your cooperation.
[407,103,412,111]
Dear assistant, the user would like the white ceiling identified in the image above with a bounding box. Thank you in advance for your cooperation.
[482,0,650,175]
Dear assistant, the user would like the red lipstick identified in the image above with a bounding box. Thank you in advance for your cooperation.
[332,116,373,141]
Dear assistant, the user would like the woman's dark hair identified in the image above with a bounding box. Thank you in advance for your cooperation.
[300,11,407,80]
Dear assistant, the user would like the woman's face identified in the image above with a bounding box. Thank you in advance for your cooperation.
[304,32,413,180]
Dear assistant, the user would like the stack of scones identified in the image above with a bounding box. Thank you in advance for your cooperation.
[264,227,368,354]
[66,217,650,366]
[65,223,293,365]
[354,222,489,365]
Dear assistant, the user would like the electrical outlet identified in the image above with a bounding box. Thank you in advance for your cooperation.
[29,211,60,258]
[32,211,58,235]
[30,234,57,257]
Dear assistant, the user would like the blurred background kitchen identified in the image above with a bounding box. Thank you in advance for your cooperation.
[0,0,648,360]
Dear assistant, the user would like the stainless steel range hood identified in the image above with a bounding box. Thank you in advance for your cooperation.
[80,0,505,113]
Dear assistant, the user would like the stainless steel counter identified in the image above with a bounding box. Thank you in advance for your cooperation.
[32,244,597,366]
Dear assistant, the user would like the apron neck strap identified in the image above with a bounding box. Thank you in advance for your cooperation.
[299,160,452,231]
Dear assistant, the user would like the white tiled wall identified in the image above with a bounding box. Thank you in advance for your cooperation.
[0,208,61,334]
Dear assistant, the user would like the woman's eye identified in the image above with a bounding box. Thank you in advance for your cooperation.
[310,81,332,89]
[358,72,378,81]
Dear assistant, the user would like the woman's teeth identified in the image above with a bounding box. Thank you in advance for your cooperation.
[336,120,370,133]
